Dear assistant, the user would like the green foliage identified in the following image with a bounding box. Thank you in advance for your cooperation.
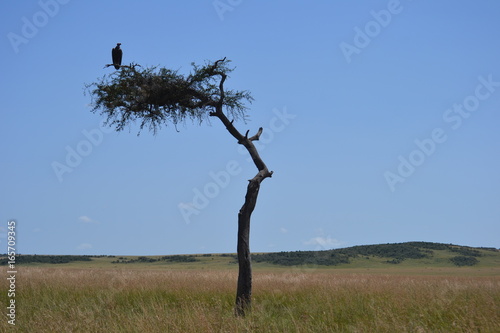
[337,243,430,260]
[405,241,451,250]
[138,256,157,263]
[112,255,199,264]
[161,255,198,263]
[450,256,479,266]
[0,255,92,265]
[252,251,350,266]
[220,253,236,258]
[85,59,253,134]
[449,246,482,257]
[477,247,500,252]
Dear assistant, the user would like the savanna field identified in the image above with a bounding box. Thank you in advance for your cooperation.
[1,246,499,332]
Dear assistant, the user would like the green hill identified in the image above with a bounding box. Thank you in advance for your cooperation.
[251,242,500,267]
[1,242,499,269]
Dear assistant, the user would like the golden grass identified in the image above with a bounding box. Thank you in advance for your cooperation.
[1,267,499,332]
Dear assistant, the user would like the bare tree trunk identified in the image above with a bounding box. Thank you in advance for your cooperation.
[210,119,272,317]
[235,175,262,316]
[210,66,273,316]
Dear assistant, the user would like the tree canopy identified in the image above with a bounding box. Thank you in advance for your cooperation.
[85,58,253,134]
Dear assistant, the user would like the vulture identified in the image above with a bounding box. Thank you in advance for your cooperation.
[111,43,122,69]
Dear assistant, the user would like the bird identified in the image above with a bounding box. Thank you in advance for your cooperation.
[111,43,122,70]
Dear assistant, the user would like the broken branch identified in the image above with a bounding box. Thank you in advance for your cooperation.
[249,127,263,141]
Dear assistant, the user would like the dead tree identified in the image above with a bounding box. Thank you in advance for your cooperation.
[85,58,272,316]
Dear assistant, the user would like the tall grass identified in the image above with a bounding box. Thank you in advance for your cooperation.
[1,267,499,332]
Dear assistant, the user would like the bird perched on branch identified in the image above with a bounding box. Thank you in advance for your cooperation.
[112,43,122,70]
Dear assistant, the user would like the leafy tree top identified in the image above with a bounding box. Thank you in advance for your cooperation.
[85,58,253,134]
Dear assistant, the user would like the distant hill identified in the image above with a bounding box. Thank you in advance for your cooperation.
[1,242,499,268]
[251,242,499,267]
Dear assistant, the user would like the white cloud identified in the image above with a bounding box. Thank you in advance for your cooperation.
[79,216,98,223]
[279,227,288,234]
[77,243,92,250]
[304,236,343,249]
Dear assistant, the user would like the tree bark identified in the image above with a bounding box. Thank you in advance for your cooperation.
[210,62,273,316]
[211,121,272,317]
[235,172,265,316]
[222,133,272,317]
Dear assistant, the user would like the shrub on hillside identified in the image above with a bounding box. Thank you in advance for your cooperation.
[450,256,478,266]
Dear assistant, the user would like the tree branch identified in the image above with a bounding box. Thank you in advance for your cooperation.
[205,60,273,179]
[248,127,263,141]
[213,56,227,69]
[212,106,272,177]
[103,64,141,70]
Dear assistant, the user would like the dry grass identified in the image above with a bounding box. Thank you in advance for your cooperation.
[1,267,499,332]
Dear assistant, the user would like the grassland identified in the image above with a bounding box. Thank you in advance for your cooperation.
[1,244,499,332]
[1,263,499,332]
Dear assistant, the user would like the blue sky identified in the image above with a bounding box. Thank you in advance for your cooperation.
[1,0,499,255]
